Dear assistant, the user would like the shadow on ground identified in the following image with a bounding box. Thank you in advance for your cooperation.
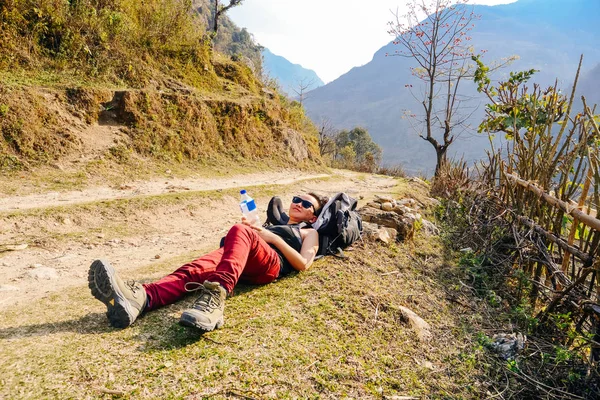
[0,312,112,339]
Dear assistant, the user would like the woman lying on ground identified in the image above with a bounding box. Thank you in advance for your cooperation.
[88,192,326,331]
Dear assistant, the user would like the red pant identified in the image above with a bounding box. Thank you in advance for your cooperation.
[143,224,281,310]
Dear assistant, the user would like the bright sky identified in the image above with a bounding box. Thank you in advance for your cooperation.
[228,0,517,83]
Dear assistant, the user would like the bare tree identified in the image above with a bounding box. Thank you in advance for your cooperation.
[212,0,243,34]
[388,0,480,176]
[291,76,317,105]
[318,118,337,157]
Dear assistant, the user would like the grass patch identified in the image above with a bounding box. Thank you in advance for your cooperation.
[0,234,496,399]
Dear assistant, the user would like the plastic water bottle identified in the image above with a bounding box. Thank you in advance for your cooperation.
[239,189,260,226]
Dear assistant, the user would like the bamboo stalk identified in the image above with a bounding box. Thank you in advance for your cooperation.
[505,172,600,232]
[561,167,593,274]
[538,263,596,318]
[516,215,578,285]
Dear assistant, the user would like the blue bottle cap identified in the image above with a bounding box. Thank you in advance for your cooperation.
[240,189,247,194]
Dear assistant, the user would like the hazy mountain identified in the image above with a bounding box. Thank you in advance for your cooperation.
[580,63,600,108]
[304,0,600,174]
[262,48,324,96]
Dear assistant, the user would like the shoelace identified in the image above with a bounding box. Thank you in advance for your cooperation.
[125,280,141,297]
[184,282,221,312]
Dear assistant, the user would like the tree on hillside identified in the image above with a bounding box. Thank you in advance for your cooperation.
[317,118,337,158]
[333,127,382,172]
[387,0,481,176]
[212,0,243,34]
[292,76,317,105]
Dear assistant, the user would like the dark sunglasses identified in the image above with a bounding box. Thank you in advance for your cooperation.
[292,196,315,210]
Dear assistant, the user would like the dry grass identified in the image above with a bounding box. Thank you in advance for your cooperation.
[0,233,496,399]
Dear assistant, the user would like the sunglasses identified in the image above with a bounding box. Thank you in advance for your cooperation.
[292,196,315,210]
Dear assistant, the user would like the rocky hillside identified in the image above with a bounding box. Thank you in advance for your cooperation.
[0,0,321,176]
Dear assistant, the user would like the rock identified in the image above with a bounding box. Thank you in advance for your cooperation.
[381,202,394,211]
[62,218,72,225]
[367,202,382,209]
[403,213,418,224]
[398,198,417,207]
[374,194,394,204]
[359,207,414,241]
[398,306,432,342]
[382,227,398,241]
[363,222,398,244]
[0,284,19,292]
[362,222,380,241]
[26,265,59,280]
[376,228,392,244]
[421,218,440,236]
[393,204,410,215]
[490,333,526,360]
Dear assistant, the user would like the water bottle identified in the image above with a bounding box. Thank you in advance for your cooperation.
[239,189,260,226]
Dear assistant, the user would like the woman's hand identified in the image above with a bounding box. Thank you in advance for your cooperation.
[241,217,278,244]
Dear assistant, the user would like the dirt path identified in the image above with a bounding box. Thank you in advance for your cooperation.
[0,169,399,307]
[0,170,330,212]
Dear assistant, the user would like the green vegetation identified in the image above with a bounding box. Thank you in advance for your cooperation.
[319,126,382,173]
[0,0,322,176]
[1,0,213,87]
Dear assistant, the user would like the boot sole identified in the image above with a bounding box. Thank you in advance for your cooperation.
[179,312,224,331]
[88,259,135,329]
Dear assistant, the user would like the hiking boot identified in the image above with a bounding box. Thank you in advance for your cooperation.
[179,281,227,331]
[88,259,147,329]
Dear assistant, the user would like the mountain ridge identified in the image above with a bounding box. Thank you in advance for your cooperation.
[304,0,600,173]
[262,48,324,96]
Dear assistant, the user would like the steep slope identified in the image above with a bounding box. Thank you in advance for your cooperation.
[262,48,325,96]
[304,0,600,173]
[0,0,322,175]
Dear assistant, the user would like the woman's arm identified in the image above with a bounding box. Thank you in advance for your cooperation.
[272,229,319,271]
[246,222,319,271]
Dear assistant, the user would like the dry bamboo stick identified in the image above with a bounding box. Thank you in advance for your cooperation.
[517,215,579,286]
[505,172,600,232]
[561,167,593,275]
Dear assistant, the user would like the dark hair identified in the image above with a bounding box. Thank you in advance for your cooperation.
[307,192,328,217]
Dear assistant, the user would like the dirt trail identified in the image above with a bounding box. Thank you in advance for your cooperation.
[0,169,398,308]
[0,170,330,212]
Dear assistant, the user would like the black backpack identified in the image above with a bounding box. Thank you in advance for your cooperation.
[266,193,363,258]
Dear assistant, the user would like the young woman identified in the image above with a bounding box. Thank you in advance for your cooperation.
[88,193,325,331]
